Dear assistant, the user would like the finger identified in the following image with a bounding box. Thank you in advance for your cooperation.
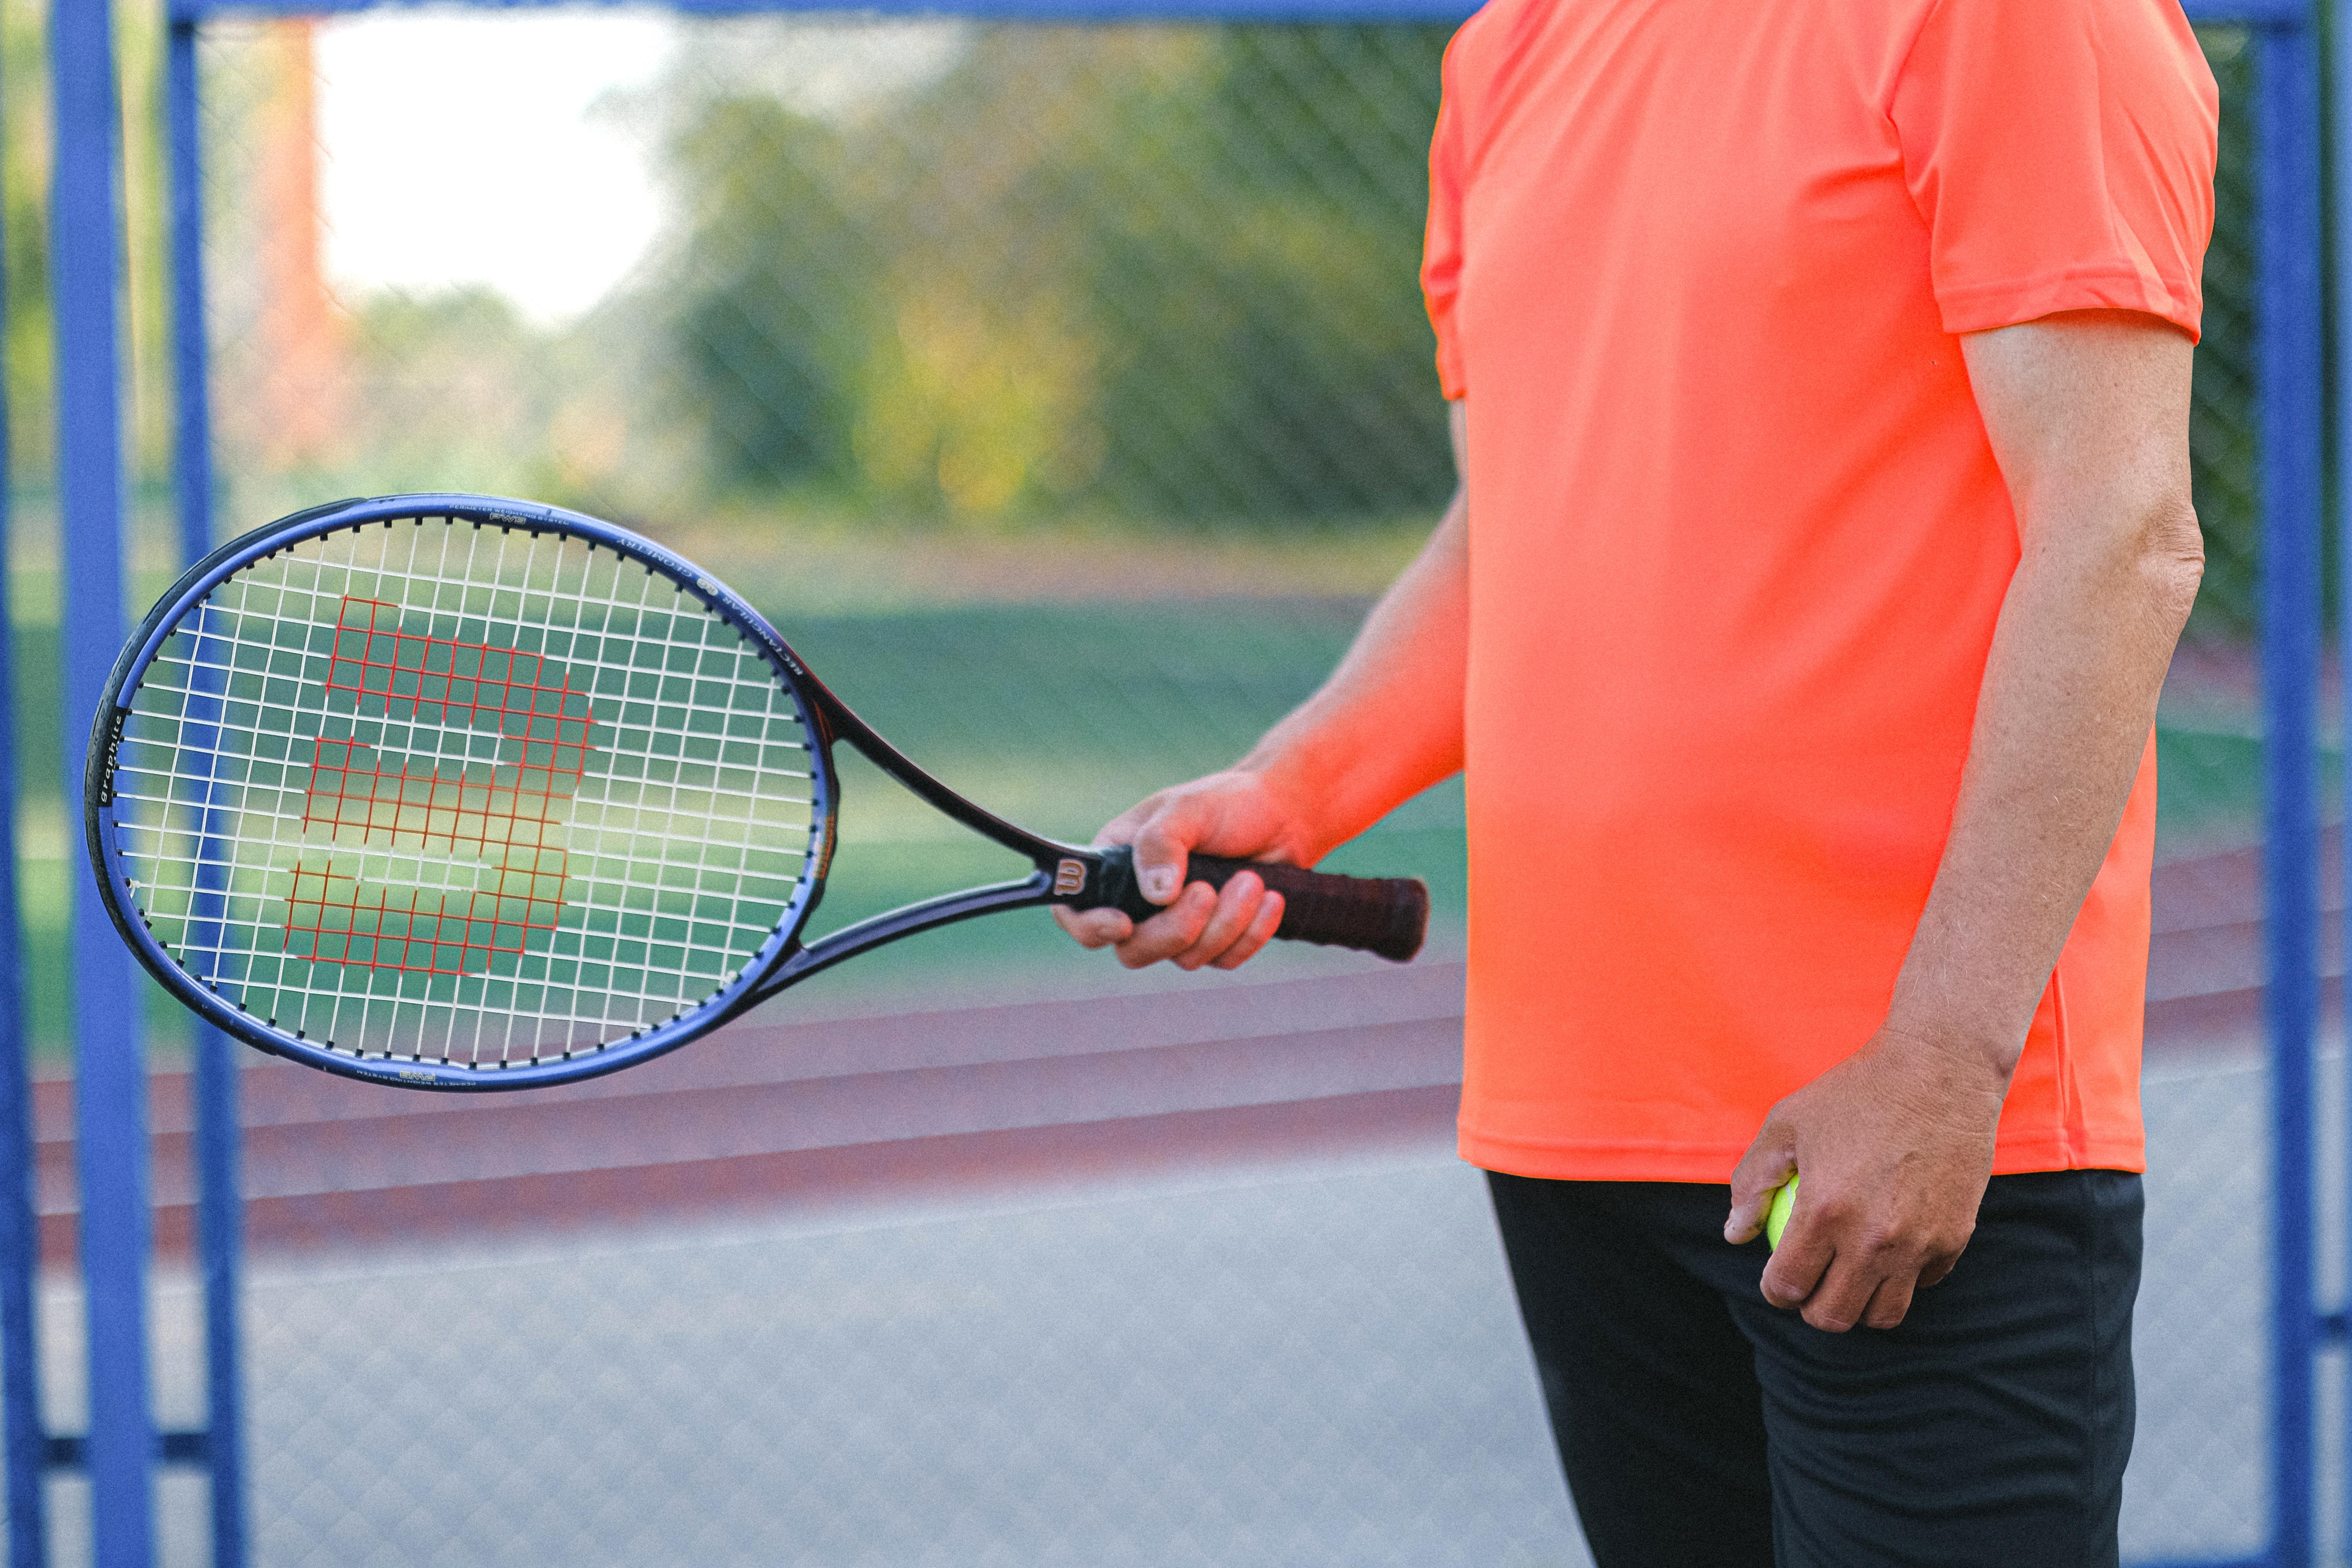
[1796,1252,1881,1334]
[1172,872,1266,971]
[1111,882,1219,969]
[1758,1210,1833,1310]
[1130,800,1219,908]
[1859,1271,1918,1331]
[1211,889,1285,969]
[1051,906,1134,950]
[1724,1129,1797,1243]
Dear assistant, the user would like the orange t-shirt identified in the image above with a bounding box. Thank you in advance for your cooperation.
[1422,0,2217,1182]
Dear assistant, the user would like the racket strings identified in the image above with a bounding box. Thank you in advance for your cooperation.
[107,515,824,1067]
[129,536,809,1053]
[282,592,600,981]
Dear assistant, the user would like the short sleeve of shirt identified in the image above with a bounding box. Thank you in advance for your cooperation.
[1892,0,2217,340]
[1422,45,1468,399]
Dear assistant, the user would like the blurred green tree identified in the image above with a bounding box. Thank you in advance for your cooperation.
[648,23,1458,527]
[661,98,876,494]
[1068,26,1455,521]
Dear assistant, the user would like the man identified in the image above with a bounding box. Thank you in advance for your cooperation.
[1056,0,2217,1561]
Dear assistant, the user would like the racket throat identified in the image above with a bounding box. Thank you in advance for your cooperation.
[755,869,1064,1002]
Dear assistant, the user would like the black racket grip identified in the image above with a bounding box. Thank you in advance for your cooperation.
[1090,845,1428,963]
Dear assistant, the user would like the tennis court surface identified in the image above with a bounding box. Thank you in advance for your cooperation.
[20,824,2287,1562]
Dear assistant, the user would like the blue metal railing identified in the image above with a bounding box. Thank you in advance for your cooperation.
[31,2,2335,1567]
[2257,18,2325,1568]
[49,0,157,1564]
[168,20,251,1568]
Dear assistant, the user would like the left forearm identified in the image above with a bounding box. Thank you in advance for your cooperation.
[1887,470,2202,1076]
[1731,313,2204,1329]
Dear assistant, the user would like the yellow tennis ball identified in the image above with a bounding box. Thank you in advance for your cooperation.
[1765,1176,1798,1250]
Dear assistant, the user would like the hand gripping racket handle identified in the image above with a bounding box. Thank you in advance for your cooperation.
[1091,845,1428,963]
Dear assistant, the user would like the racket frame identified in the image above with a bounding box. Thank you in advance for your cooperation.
[86,494,1111,1091]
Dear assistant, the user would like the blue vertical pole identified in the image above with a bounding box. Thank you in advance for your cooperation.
[168,20,247,1568]
[2330,0,2352,1558]
[0,50,41,1568]
[49,0,155,1562]
[2259,18,2324,1568]
[166,22,213,573]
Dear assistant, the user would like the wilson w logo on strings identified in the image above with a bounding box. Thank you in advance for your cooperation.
[282,597,601,975]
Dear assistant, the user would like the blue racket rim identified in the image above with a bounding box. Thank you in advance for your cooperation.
[84,493,839,1091]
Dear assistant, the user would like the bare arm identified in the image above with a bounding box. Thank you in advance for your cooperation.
[1053,402,1471,969]
[1725,310,2203,1330]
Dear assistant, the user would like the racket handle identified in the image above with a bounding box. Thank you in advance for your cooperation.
[1090,845,1429,963]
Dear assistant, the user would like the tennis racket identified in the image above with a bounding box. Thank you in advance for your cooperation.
[84,494,1428,1092]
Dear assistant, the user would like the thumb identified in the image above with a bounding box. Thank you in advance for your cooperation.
[1129,802,1211,907]
[1724,1130,1797,1244]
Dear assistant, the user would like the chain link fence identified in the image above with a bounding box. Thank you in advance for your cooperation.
[7,14,2285,1564]
[2134,41,2279,1555]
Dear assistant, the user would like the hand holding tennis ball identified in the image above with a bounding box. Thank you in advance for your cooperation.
[1764,1176,1797,1249]
[1725,1025,2006,1331]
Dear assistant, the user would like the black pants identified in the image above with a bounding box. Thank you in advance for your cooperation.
[1486,1171,2142,1568]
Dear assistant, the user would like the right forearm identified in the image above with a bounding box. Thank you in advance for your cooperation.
[1239,486,1470,859]
[1050,403,1470,970]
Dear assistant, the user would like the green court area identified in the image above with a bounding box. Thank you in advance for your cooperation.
[13,585,1466,1058]
[4,571,2272,1059]
[763,597,1470,1014]
[2152,724,2294,855]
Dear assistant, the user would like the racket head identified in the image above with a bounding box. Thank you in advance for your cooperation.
[86,494,839,1090]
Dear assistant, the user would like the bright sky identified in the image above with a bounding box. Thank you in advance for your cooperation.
[315,11,678,323]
